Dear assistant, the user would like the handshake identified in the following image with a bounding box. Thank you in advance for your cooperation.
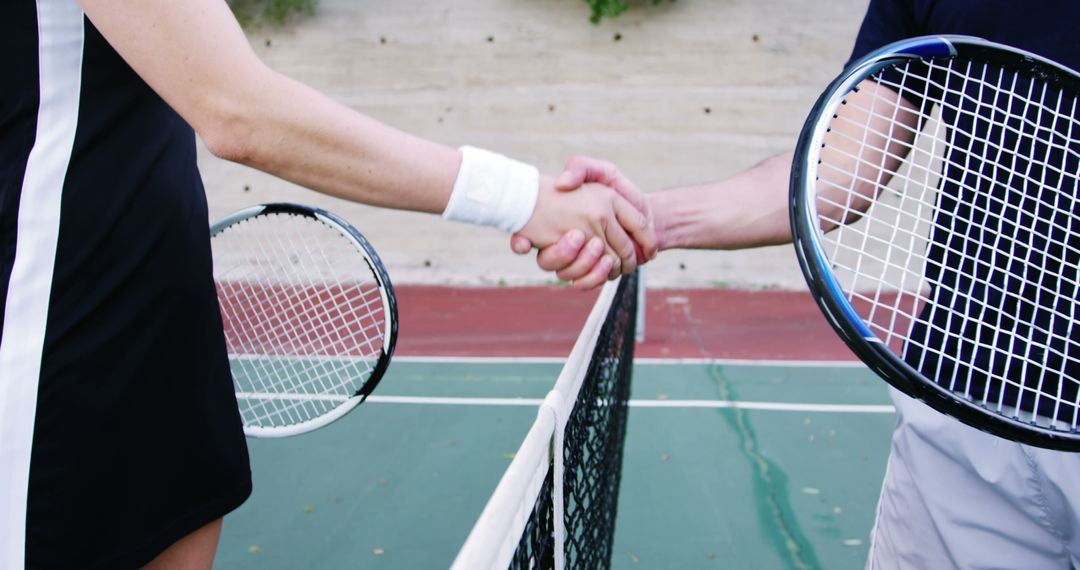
[508,155,660,290]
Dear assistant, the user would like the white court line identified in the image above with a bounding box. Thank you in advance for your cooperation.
[367,395,545,406]
[394,356,863,368]
[361,395,894,414]
[629,400,894,413]
[394,356,567,365]
[634,358,864,368]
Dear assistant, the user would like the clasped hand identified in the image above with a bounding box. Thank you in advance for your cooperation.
[511,156,656,290]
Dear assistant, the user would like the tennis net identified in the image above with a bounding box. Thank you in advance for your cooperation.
[452,273,638,570]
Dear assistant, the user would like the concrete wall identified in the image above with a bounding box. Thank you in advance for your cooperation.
[200,0,871,288]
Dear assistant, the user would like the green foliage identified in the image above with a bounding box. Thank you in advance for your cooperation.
[227,0,317,28]
[585,0,671,24]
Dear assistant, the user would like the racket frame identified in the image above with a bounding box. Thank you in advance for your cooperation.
[211,202,398,437]
[790,35,1080,450]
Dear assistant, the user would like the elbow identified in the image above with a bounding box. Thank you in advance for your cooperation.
[196,101,257,165]
[202,129,250,164]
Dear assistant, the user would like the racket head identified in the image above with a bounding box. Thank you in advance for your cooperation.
[791,36,1080,449]
[211,203,397,437]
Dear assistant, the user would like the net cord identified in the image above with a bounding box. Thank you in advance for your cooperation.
[450,278,622,570]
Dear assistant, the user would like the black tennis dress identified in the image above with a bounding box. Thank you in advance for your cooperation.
[1,2,251,568]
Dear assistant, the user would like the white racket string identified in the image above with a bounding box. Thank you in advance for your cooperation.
[812,53,1080,429]
[214,212,389,431]
[234,221,377,426]
[257,219,382,423]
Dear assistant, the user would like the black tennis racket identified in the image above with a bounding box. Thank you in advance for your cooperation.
[791,36,1080,450]
[211,203,397,437]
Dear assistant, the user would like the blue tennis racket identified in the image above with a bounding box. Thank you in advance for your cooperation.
[791,36,1080,450]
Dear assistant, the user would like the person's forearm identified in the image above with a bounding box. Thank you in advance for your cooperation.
[650,152,793,251]
[80,0,652,275]
[206,70,461,213]
[80,0,461,214]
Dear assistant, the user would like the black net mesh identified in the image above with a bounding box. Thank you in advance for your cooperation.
[509,466,555,570]
[508,273,637,570]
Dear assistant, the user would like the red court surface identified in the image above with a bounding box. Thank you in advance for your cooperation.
[394,285,857,361]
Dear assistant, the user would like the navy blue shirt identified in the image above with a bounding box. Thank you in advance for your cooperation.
[849,0,1080,72]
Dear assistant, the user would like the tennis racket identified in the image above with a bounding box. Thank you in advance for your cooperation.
[791,36,1080,450]
[211,203,397,438]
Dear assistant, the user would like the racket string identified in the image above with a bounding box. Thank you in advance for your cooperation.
[214,212,389,429]
[234,228,332,426]
[814,54,1080,429]
[249,220,382,423]
[245,222,336,425]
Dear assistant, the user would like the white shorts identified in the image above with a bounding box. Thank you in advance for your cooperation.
[867,389,1080,569]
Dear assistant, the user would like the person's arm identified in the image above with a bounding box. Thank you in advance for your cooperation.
[521,79,919,283]
[648,151,792,251]
[77,0,651,275]
[514,151,791,290]
[654,80,917,249]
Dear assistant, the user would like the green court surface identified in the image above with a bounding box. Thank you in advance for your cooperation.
[217,360,895,569]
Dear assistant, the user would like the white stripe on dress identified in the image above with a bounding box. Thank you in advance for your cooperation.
[0,1,84,567]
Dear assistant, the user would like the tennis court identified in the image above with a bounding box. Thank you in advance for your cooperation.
[216,282,896,569]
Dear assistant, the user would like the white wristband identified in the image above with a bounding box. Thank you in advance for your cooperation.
[442,146,540,233]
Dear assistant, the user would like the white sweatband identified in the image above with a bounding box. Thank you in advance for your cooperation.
[441,146,540,233]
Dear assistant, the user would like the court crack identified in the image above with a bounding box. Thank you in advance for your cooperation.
[679,302,822,570]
